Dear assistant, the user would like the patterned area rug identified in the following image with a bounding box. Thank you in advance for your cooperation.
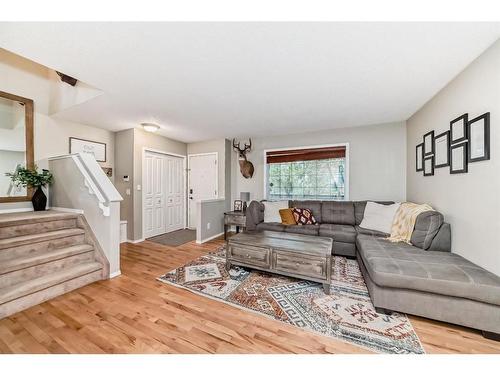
[157,246,425,354]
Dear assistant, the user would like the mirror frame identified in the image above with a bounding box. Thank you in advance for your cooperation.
[0,90,34,203]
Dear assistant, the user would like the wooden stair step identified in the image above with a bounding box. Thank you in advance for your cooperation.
[0,262,102,305]
[0,244,94,275]
[0,211,78,228]
[0,228,85,250]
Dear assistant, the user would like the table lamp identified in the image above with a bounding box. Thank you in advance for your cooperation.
[240,192,250,212]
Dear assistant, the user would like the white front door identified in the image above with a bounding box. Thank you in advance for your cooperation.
[188,153,218,228]
[144,151,166,238]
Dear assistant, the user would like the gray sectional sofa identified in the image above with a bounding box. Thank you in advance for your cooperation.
[245,200,500,340]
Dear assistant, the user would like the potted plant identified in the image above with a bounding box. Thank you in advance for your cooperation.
[6,166,53,211]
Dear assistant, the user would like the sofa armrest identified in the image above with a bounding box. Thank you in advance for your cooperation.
[428,222,451,252]
[246,200,264,231]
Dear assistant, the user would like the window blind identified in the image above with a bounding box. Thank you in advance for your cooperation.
[266,146,346,164]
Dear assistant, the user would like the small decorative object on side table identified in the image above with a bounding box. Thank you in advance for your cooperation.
[224,211,246,240]
[240,191,250,212]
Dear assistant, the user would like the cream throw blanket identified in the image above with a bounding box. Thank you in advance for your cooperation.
[387,202,433,244]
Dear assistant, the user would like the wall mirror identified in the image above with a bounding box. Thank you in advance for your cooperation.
[0,90,34,203]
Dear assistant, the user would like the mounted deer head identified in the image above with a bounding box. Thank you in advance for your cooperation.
[233,138,255,179]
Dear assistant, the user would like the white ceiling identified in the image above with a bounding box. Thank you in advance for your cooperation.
[0,22,499,143]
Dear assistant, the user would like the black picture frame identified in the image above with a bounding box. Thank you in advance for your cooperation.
[423,156,434,176]
[450,143,468,174]
[450,114,468,144]
[415,143,424,172]
[234,200,242,212]
[69,137,107,162]
[467,112,490,163]
[423,131,435,156]
[434,130,450,168]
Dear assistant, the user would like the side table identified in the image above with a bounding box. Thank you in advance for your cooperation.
[224,211,246,240]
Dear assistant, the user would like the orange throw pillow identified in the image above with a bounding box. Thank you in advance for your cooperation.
[279,208,297,225]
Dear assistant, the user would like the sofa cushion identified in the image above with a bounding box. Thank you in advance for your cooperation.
[356,234,500,306]
[289,200,322,224]
[256,222,286,232]
[292,207,317,225]
[319,224,356,243]
[279,208,297,225]
[359,202,400,234]
[284,224,319,236]
[354,201,394,225]
[263,201,289,222]
[321,201,355,225]
[410,210,444,250]
[355,225,389,238]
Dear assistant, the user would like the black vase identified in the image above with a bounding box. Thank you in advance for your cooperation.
[31,186,47,211]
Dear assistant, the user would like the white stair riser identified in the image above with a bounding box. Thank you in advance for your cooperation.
[0,234,86,262]
[0,219,77,240]
[0,269,102,320]
[0,251,95,289]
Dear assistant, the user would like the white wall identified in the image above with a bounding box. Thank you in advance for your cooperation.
[407,39,500,276]
[231,122,407,203]
[0,48,115,211]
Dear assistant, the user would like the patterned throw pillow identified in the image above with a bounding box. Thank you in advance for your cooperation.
[292,207,317,225]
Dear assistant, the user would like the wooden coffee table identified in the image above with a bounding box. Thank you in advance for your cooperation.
[226,230,333,294]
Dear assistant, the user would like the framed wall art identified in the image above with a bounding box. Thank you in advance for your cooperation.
[423,156,434,176]
[415,143,424,172]
[467,112,490,163]
[69,137,107,162]
[234,199,243,212]
[434,130,450,168]
[450,142,468,174]
[450,114,468,144]
[423,131,435,156]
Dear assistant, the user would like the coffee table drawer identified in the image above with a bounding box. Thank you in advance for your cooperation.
[228,244,270,268]
[273,251,327,279]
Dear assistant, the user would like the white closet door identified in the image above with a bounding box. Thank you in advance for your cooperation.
[165,156,185,232]
[144,152,166,238]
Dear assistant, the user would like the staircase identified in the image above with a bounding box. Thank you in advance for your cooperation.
[0,210,108,319]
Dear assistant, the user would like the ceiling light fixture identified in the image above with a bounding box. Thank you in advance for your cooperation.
[141,123,160,133]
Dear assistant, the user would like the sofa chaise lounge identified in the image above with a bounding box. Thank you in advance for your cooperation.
[245,200,500,340]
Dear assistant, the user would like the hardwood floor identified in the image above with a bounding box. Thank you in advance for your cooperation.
[0,237,499,354]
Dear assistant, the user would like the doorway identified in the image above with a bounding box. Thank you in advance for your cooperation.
[188,152,218,229]
[143,149,185,239]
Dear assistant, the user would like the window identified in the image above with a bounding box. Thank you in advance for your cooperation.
[265,145,347,201]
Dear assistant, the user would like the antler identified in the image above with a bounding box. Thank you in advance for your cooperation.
[243,138,252,152]
[233,138,252,156]
[232,138,241,151]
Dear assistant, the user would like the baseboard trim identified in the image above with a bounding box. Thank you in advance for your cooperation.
[196,231,224,244]
[0,207,33,214]
[109,270,121,279]
[50,207,85,214]
[127,238,145,244]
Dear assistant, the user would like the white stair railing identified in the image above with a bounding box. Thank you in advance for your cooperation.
[48,153,123,278]
[49,153,122,216]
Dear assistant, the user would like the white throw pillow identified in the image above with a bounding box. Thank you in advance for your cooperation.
[263,201,289,223]
[359,202,401,234]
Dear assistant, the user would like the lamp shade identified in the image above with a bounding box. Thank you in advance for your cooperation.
[240,192,250,202]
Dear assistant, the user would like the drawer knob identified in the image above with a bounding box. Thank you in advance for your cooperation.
[246,253,250,258]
